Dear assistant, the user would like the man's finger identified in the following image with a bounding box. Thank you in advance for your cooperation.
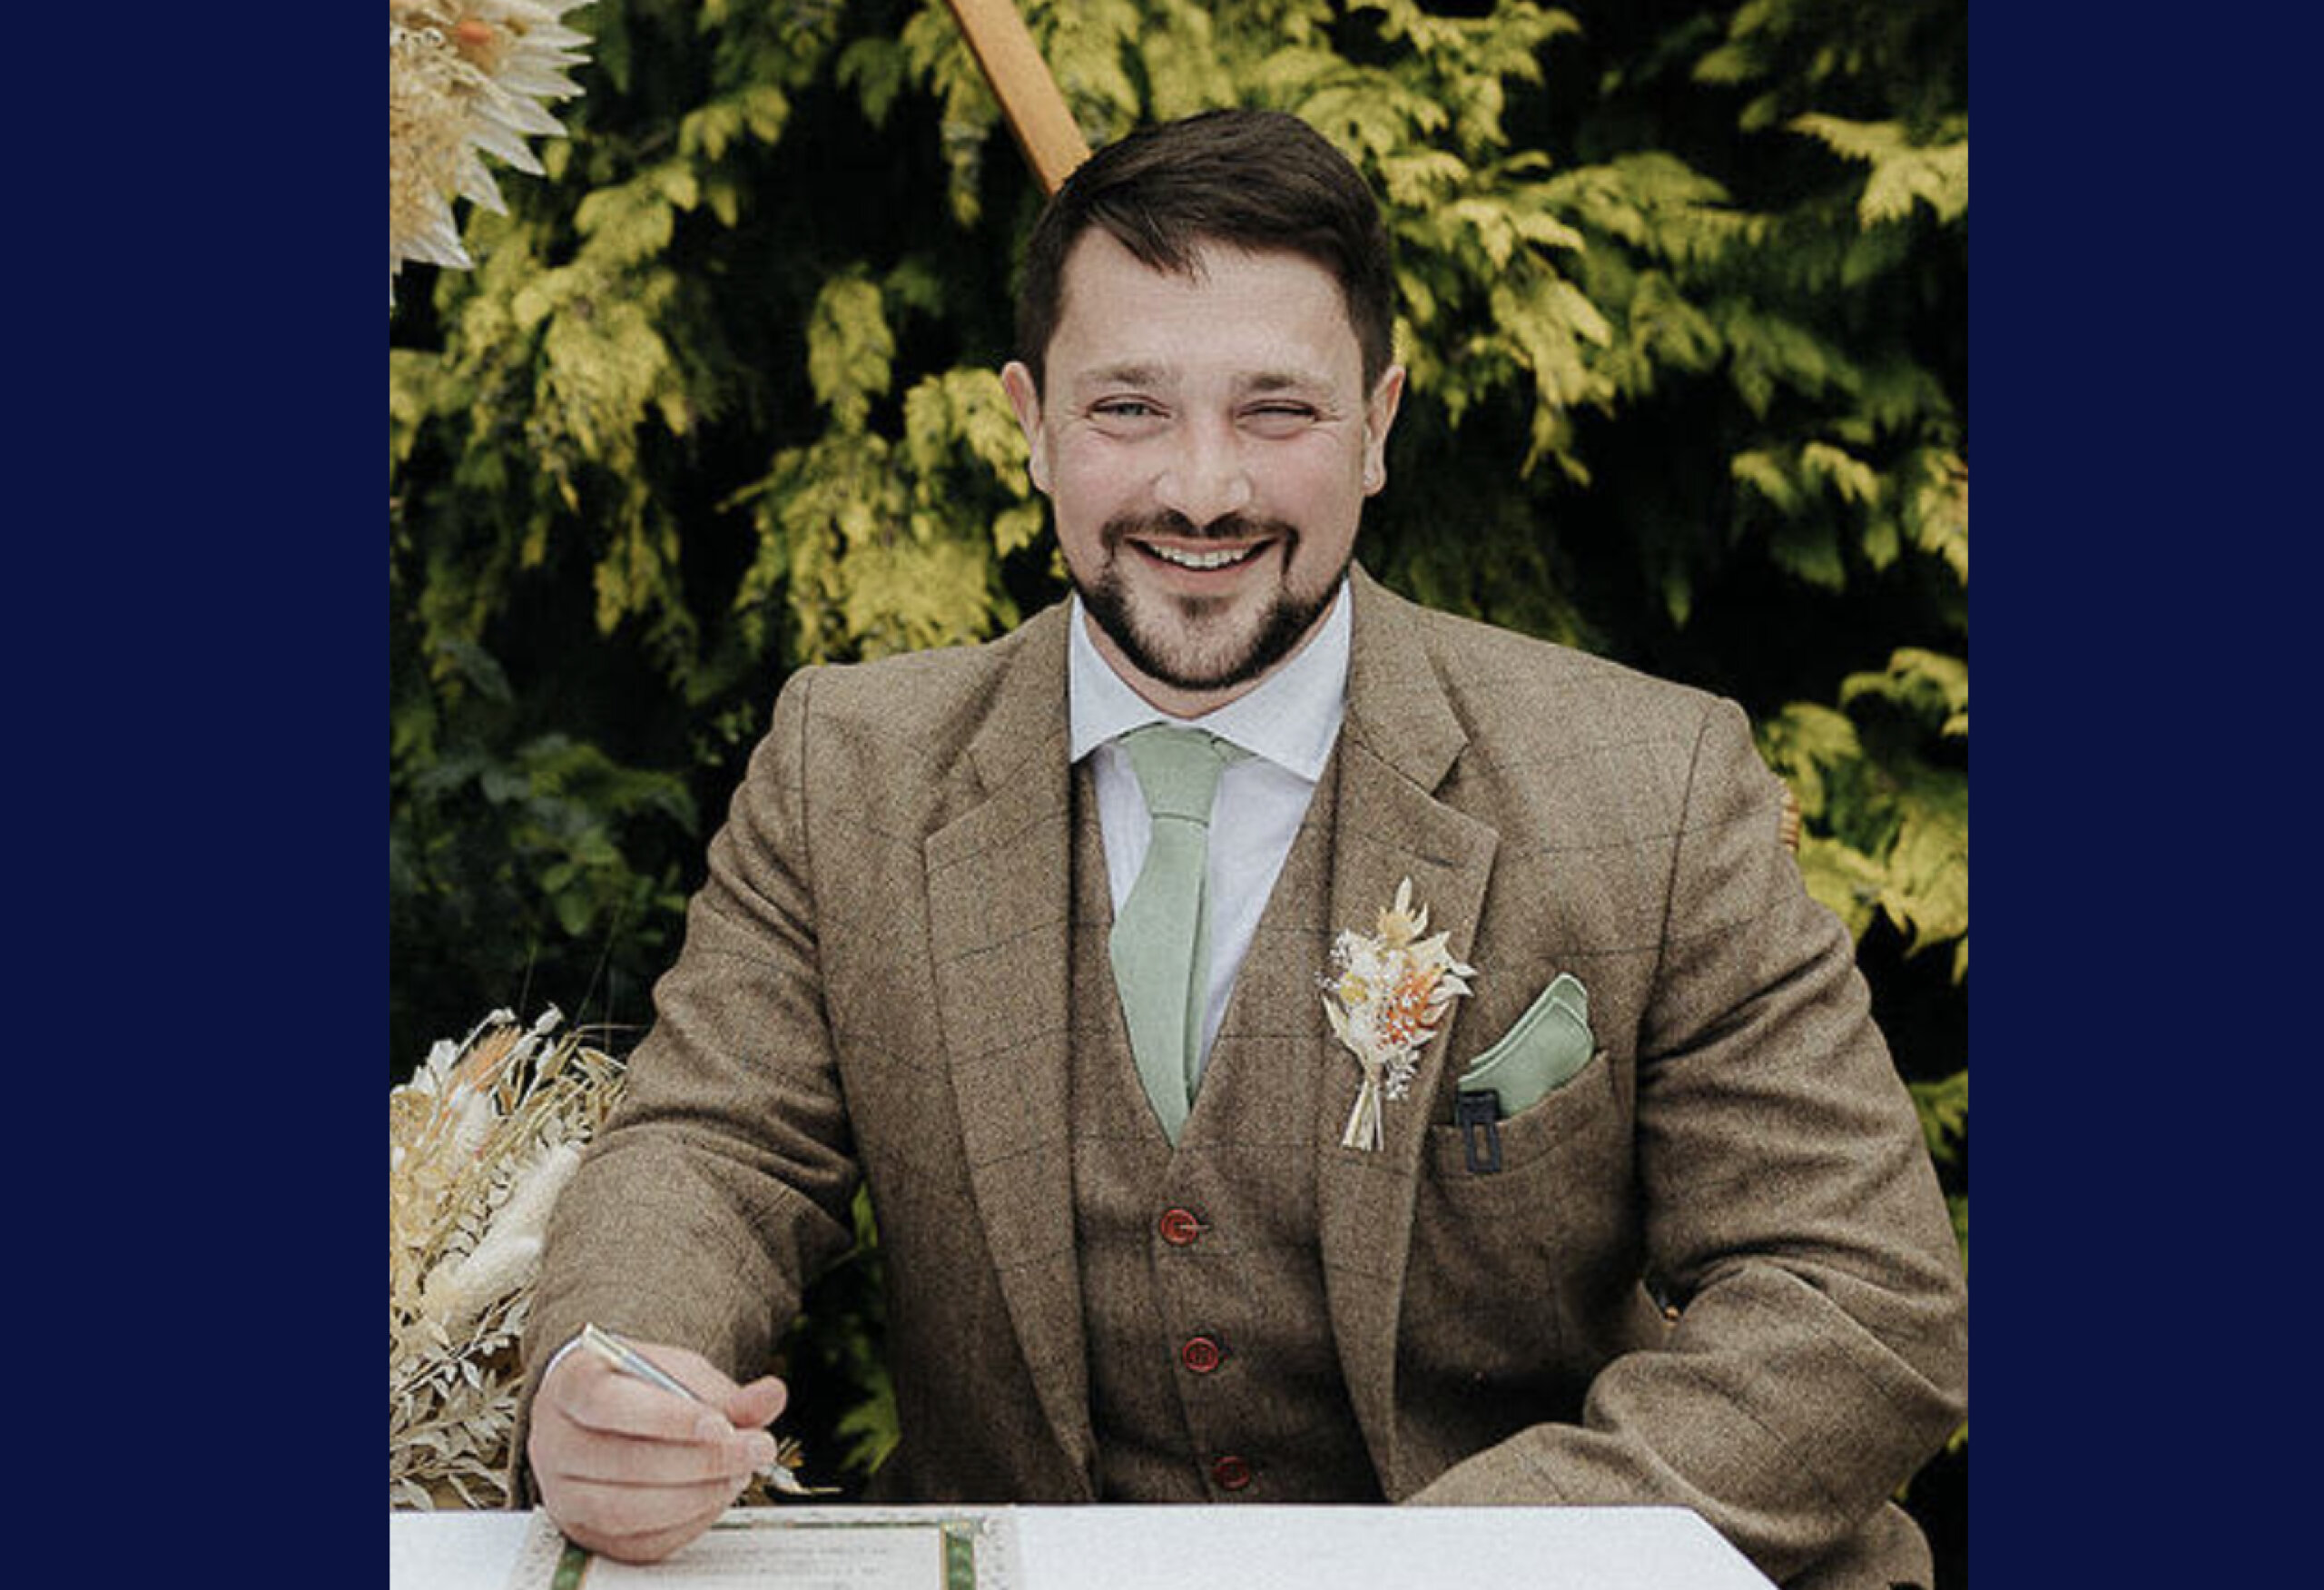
[547,1423,779,1487]
[557,1363,737,1443]
[604,1340,749,1407]
[553,1481,737,1564]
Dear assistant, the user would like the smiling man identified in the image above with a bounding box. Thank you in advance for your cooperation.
[1002,228,1400,713]
[518,110,1966,1590]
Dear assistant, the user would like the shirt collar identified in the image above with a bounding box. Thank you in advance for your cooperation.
[1068,578,1351,781]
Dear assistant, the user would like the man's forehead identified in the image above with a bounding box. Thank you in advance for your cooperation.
[1049,232,1362,379]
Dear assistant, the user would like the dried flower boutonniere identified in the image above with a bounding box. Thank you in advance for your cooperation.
[1321,878,1476,1151]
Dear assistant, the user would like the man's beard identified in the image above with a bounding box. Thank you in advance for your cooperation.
[1073,510,1347,695]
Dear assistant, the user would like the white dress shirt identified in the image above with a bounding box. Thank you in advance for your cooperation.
[1068,581,1351,1081]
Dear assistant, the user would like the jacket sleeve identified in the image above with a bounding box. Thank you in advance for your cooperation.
[1407,697,1966,1586]
[507,668,862,1502]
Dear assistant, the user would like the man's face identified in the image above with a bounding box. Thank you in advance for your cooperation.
[1002,232,1404,715]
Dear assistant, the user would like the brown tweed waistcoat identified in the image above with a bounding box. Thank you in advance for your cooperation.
[1067,760,1379,1502]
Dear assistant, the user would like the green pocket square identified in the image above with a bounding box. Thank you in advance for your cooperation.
[1456,973,1594,1117]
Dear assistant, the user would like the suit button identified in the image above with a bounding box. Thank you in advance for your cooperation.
[1211,1454,1253,1491]
[1157,1208,1203,1246]
[1179,1335,1223,1374]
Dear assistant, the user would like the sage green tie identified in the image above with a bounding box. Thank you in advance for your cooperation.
[1108,725,1244,1143]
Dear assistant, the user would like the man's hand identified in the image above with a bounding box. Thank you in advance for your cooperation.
[527,1337,791,1563]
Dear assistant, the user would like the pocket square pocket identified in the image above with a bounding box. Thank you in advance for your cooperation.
[1456,973,1595,1119]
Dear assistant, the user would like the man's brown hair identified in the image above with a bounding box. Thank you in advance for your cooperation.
[1015,108,1396,393]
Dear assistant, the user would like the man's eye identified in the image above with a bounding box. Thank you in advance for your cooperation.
[1244,403,1318,432]
[1092,399,1161,420]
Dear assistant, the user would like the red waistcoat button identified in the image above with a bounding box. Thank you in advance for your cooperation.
[1180,1335,1224,1374]
[1211,1454,1253,1491]
[1157,1207,1202,1246]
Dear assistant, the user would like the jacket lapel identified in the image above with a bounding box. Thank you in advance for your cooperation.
[1317,570,1499,1496]
[921,605,1097,1493]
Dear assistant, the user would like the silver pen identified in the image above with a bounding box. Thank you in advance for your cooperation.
[576,1322,834,1496]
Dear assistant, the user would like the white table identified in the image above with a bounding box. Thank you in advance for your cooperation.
[390,1504,1777,1588]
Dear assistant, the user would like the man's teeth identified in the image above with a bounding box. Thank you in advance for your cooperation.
[1149,543,1256,570]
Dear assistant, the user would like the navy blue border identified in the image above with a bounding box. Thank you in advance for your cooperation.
[1973,11,2314,1581]
[44,2,379,1560]
[25,4,2302,1577]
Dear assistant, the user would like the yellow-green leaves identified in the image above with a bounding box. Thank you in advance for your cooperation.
[741,280,1033,667]
[679,84,793,163]
[748,422,1019,667]
[1760,647,1968,982]
[807,275,895,433]
[1846,647,1968,740]
[1906,449,1969,583]
[1792,114,1969,228]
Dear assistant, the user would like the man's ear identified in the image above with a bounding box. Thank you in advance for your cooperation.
[1361,364,1406,495]
[1000,360,1050,494]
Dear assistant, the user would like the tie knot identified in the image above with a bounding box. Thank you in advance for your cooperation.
[1118,725,1240,825]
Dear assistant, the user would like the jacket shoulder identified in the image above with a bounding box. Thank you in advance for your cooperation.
[778,602,1068,778]
[1386,589,1727,745]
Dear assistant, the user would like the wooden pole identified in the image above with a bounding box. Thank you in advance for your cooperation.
[940,0,1092,195]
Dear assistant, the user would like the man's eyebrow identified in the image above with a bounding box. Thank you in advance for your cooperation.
[1238,370,1331,397]
[1071,362,1171,393]
[1067,365,1334,396]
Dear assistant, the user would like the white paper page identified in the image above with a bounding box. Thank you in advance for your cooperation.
[504,1506,1020,1590]
[573,1522,938,1587]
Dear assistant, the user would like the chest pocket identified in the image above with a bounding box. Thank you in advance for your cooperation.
[1423,1043,1622,1201]
[1401,1047,1637,1385]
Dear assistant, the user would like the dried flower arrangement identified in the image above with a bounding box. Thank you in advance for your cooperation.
[389,1,591,301]
[390,1007,624,1509]
[1322,879,1476,1151]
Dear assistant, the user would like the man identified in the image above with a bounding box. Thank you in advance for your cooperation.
[518,108,1966,1588]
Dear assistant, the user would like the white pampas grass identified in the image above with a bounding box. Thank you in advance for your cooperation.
[390,1009,622,1508]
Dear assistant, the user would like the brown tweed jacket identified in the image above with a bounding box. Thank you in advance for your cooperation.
[518,568,1967,1589]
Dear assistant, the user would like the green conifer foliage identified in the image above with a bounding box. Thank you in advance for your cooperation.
[391,3,1964,1572]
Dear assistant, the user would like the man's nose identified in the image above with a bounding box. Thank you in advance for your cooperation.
[1151,420,1254,526]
